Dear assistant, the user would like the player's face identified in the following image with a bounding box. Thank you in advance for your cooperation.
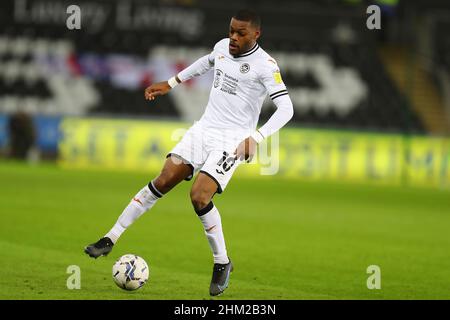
[228,18,260,56]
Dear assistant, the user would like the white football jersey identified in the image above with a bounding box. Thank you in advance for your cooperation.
[178,38,289,133]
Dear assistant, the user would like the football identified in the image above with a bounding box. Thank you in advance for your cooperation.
[112,254,149,291]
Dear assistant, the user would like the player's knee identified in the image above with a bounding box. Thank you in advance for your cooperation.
[153,172,177,194]
[190,188,211,212]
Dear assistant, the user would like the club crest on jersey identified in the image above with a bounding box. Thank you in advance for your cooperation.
[240,63,250,73]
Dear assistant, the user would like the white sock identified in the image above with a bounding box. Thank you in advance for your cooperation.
[105,182,162,243]
[197,203,229,264]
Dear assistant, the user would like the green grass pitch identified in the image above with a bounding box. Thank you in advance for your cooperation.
[0,161,449,300]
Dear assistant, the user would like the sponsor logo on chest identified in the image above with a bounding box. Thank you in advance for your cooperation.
[214,59,252,95]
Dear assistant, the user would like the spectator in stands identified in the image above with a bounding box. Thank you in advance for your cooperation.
[8,111,36,160]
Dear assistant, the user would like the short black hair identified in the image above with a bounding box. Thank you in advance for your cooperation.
[232,9,261,28]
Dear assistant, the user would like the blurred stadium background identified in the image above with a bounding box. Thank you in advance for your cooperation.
[1,0,450,299]
[1,0,449,187]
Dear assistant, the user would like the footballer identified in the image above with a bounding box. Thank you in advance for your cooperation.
[85,9,294,296]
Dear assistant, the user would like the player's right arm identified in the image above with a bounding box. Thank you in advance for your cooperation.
[144,39,225,101]
[144,77,180,101]
[144,54,213,101]
[176,52,215,82]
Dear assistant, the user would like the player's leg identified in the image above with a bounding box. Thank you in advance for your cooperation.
[191,172,230,265]
[105,156,192,242]
[190,171,234,296]
[84,156,192,258]
[194,148,244,295]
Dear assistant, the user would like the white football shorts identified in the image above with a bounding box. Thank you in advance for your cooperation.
[167,121,250,193]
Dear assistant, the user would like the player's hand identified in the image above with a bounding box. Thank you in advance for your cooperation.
[144,82,171,101]
[234,137,257,162]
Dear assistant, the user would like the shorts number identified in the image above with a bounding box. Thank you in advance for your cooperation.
[216,151,236,175]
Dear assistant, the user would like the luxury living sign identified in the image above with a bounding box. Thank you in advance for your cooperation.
[13,0,204,39]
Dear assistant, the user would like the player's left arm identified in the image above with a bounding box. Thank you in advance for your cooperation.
[235,60,294,161]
